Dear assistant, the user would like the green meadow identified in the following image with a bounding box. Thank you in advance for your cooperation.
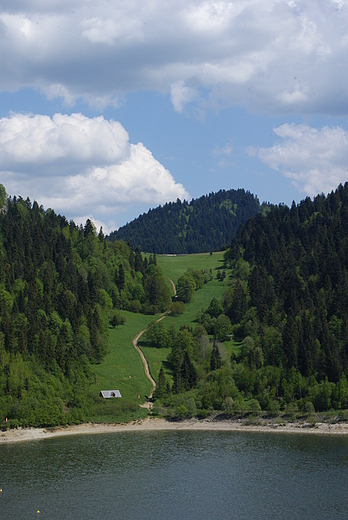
[156,251,226,289]
[89,251,239,422]
[90,311,156,399]
[88,312,156,422]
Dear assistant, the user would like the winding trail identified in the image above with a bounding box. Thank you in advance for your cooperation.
[168,277,176,297]
[133,329,156,408]
[132,277,176,409]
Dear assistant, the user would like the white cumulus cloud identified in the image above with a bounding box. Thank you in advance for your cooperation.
[0,0,347,114]
[255,123,348,196]
[0,113,189,231]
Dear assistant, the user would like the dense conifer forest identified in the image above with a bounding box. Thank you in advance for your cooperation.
[0,186,171,427]
[109,189,269,254]
[151,184,348,419]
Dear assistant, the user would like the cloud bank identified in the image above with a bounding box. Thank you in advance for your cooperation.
[0,113,189,231]
[255,124,348,197]
[0,0,347,114]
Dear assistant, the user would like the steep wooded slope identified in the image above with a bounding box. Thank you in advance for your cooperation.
[225,183,348,382]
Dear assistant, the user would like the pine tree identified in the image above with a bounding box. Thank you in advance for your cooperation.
[117,263,125,291]
[210,343,222,371]
[154,366,167,399]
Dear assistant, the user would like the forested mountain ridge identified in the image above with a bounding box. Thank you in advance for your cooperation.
[109,189,269,254]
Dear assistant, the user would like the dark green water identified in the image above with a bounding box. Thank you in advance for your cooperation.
[1,431,348,519]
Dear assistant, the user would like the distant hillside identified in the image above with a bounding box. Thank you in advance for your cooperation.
[109,189,269,254]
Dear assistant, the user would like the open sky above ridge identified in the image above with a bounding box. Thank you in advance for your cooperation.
[0,0,348,232]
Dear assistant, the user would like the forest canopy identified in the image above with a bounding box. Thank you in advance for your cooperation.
[0,187,171,427]
[3,182,348,426]
[150,184,348,419]
[109,189,270,254]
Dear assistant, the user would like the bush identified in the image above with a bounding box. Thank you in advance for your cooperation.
[285,402,298,415]
[10,419,19,429]
[110,312,126,327]
[186,397,197,418]
[175,404,189,419]
[304,401,315,415]
[130,300,142,313]
[267,400,280,416]
[307,414,318,427]
[143,321,172,348]
[176,273,196,303]
[249,399,261,414]
[223,397,234,416]
[338,410,348,421]
[214,314,232,342]
[152,400,164,416]
[196,409,208,419]
[206,298,224,318]
[169,301,185,316]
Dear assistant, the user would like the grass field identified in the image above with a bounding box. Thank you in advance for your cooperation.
[158,251,229,327]
[142,252,233,382]
[140,346,173,386]
[90,311,156,400]
[88,311,158,421]
[89,251,237,421]
[156,251,226,292]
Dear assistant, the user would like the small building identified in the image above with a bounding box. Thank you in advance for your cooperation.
[100,390,122,398]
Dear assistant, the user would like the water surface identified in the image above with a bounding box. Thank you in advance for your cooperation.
[1,431,347,519]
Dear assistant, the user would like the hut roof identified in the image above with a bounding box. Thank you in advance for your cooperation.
[100,390,122,398]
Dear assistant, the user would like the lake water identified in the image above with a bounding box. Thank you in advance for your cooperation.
[1,431,348,519]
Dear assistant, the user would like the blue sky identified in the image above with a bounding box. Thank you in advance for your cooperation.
[0,0,348,232]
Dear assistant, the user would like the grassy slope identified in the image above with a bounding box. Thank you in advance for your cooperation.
[90,312,156,400]
[89,251,240,421]
[89,312,156,422]
[144,252,240,381]
[156,252,226,290]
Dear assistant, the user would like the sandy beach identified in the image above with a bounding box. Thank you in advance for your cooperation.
[1,417,348,444]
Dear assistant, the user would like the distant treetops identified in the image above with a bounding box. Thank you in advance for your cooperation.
[109,188,270,254]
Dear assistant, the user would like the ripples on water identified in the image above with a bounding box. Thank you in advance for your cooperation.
[1,431,348,519]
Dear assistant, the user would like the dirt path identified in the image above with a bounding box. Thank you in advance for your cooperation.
[168,277,176,297]
[133,278,176,409]
[133,329,156,409]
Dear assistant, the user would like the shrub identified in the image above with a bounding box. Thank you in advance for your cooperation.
[223,397,234,416]
[169,301,185,316]
[110,312,126,327]
[307,414,318,427]
[249,399,261,414]
[304,401,315,415]
[267,400,280,416]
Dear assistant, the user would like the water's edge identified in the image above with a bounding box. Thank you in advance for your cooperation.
[2,416,348,444]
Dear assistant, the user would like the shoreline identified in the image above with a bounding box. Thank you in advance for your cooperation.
[2,417,348,444]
